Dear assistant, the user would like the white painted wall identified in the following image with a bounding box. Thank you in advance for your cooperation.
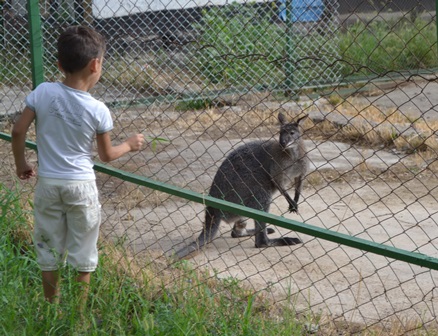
[92,0,265,19]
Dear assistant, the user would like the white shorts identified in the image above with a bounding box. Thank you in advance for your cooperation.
[33,177,101,272]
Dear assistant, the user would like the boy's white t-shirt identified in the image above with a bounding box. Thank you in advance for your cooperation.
[25,82,113,180]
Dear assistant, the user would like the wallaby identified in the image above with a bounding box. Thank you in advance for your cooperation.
[175,112,308,259]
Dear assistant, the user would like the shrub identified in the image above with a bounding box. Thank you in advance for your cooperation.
[192,3,285,87]
[339,17,438,77]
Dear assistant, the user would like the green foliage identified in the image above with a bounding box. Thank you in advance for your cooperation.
[147,136,170,151]
[175,98,215,111]
[193,3,285,87]
[339,18,438,76]
[286,30,344,86]
[194,6,437,87]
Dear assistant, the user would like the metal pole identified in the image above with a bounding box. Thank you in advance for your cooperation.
[27,0,44,88]
[436,0,438,56]
[284,0,295,95]
[0,1,3,52]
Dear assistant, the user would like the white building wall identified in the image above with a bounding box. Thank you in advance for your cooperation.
[92,0,263,18]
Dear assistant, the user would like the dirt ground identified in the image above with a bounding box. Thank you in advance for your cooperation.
[99,137,437,328]
[95,79,438,330]
[1,79,437,330]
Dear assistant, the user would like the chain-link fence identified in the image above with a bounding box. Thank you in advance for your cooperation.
[1,0,438,333]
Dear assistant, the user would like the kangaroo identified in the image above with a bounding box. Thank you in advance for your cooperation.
[175,112,308,259]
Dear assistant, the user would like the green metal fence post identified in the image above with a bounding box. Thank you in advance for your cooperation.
[0,1,3,52]
[27,0,44,88]
[284,0,295,96]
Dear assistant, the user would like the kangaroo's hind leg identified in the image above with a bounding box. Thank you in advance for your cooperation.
[254,219,302,248]
[231,219,275,238]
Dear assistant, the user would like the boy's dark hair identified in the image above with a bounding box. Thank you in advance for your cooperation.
[58,26,106,73]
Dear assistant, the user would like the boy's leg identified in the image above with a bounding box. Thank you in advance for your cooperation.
[42,270,91,310]
[63,180,101,310]
[34,179,67,303]
[76,271,91,312]
[42,270,60,303]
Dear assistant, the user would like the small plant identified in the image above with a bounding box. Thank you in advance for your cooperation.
[0,182,33,249]
[147,135,169,151]
[327,93,343,106]
[175,98,214,111]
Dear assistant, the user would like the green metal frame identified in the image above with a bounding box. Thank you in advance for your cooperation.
[284,0,295,94]
[27,0,44,88]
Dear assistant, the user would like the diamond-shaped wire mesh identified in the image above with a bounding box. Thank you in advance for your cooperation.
[1,0,438,333]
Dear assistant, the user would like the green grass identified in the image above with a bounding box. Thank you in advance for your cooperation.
[0,182,306,335]
[175,98,216,111]
[339,17,438,76]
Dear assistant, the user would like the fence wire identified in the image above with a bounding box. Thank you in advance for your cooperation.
[1,0,438,334]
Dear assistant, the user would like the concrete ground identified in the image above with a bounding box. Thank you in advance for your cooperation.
[98,77,438,328]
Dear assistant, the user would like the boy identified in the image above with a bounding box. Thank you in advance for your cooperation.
[11,25,145,305]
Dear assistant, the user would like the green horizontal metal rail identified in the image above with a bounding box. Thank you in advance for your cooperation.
[2,132,438,271]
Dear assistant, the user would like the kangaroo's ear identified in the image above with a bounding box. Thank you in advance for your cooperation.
[296,115,307,125]
[278,112,287,125]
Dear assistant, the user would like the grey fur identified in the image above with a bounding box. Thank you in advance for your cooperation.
[175,113,308,259]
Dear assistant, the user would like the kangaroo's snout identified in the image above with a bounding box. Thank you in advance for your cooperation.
[280,137,294,149]
[279,127,297,150]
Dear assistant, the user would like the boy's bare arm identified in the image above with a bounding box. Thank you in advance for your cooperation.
[11,107,37,180]
[96,132,145,163]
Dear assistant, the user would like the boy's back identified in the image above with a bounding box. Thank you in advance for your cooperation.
[29,82,113,179]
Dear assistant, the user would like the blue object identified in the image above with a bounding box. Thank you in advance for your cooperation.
[279,0,325,22]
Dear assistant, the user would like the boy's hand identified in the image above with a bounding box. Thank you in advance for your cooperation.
[16,163,36,180]
[126,134,145,151]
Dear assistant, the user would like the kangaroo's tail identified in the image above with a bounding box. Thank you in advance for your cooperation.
[174,207,221,259]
